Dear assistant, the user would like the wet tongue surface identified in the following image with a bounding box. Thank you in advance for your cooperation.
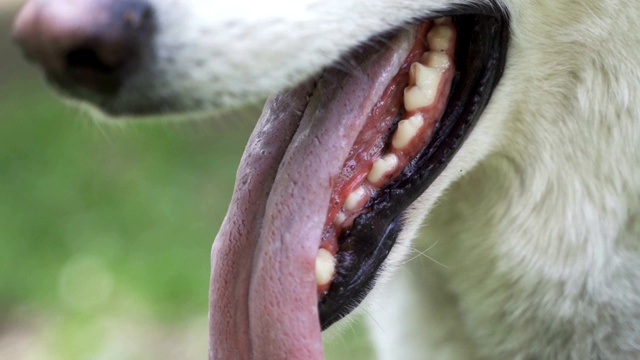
[209,28,416,359]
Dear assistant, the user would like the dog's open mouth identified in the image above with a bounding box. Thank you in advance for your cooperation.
[210,9,509,359]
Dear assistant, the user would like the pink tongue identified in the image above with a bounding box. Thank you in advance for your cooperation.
[209,29,415,360]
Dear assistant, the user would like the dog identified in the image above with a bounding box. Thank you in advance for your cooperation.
[12,0,640,358]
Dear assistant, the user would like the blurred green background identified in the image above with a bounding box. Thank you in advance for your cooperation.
[0,2,371,359]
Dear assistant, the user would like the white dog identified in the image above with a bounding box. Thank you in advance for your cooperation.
[12,0,640,358]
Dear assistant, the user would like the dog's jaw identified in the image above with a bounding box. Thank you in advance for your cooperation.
[206,10,511,358]
[366,2,640,358]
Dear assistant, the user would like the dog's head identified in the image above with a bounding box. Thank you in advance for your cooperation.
[13,0,631,358]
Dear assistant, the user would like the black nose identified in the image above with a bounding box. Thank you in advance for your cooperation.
[12,0,154,96]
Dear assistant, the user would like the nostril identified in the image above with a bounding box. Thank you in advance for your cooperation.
[12,0,155,97]
[63,47,124,95]
[66,48,121,75]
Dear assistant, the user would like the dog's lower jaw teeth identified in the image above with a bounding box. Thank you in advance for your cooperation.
[404,86,434,111]
[403,63,446,110]
[316,248,336,286]
[333,212,347,226]
[344,186,368,211]
[368,153,399,185]
[317,17,457,298]
[427,25,455,51]
[423,51,451,69]
[392,114,425,150]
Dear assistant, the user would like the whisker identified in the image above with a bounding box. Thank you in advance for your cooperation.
[404,240,449,269]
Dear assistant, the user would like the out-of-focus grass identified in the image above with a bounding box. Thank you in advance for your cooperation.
[0,79,248,317]
[0,77,253,358]
[0,8,373,359]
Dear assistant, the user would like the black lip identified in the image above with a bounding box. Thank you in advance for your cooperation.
[319,12,510,329]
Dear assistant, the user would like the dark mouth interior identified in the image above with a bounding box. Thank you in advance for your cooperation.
[317,11,510,329]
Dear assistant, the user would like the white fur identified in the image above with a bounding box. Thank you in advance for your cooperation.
[100,0,640,357]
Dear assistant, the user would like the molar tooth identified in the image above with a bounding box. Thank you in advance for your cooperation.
[405,63,442,111]
[427,25,453,52]
[368,154,399,184]
[404,86,429,112]
[344,186,367,211]
[315,248,336,286]
[414,63,442,92]
[421,51,450,70]
[392,114,424,150]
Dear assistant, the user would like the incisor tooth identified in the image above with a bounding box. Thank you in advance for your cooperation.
[333,212,347,226]
[315,248,336,286]
[392,114,424,150]
[427,25,453,51]
[368,154,399,184]
[344,186,366,211]
[422,51,450,70]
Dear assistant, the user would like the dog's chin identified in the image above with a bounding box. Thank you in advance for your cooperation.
[45,68,261,119]
[50,84,201,119]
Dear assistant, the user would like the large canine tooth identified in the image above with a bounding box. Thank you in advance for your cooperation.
[344,186,367,211]
[315,248,336,286]
[368,153,399,184]
[422,51,450,70]
[427,25,453,51]
[392,114,424,150]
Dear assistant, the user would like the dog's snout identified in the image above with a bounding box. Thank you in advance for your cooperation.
[12,0,154,96]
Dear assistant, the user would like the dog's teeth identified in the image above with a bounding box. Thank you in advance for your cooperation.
[392,114,424,150]
[333,212,347,226]
[344,186,367,211]
[368,153,399,184]
[315,248,336,286]
[404,87,428,112]
[414,63,442,94]
[421,51,451,70]
[405,63,441,111]
[434,17,452,25]
[427,25,453,52]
